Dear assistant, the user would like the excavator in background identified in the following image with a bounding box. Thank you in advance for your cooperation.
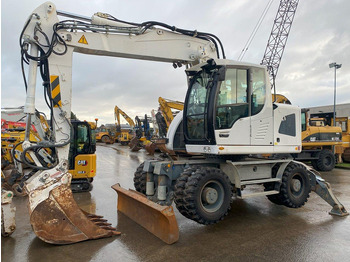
[268,96,343,171]
[1,108,97,193]
[17,2,347,246]
[334,117,350,162]
[157,97,184,137]
[144,97,184,156]
[292,109,343,171]
[114,105,135,145]
[128,115,153,151]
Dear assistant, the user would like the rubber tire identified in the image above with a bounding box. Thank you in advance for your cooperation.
[315,150,335,171]
[101,135,109,143]
[343,148,350,163]
[174,166,199,219]
[311,160,319,170]
[273,163,311,208]
[174,166,233,225]
[133,162,147,194]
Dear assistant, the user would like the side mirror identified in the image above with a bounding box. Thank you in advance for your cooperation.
[217,66,226,81]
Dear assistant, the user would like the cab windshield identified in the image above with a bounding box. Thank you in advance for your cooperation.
[185,70,213,140]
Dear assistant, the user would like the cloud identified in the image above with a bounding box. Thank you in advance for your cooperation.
[2,0,349,125]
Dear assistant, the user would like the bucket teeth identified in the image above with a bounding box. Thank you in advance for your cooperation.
[100,226,119,231]
[94,222,112,226]
[89,218,108,222]
[86,214,104,219]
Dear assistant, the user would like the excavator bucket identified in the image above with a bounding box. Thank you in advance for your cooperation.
[129,137,142,152]
[144,142,157,155]
[111,183,179,244]
[29,183,120,244]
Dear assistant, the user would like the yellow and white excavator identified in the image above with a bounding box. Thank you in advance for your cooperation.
[114,105,135,145]
[16,2,347,245]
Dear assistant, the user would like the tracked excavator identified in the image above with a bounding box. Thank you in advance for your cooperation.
[128,115,153,151]
[157,97,184,137]
[144,97,185,156]
[114,105,135,145]
[1,107,97,194]
[18,2,347,245]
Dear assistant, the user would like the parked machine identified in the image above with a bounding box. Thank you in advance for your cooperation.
[1,108,97,193]
[128,115,153,151]
[114,105,135,145]
[157,97,184,137]
[1,187,16,237]
[95,125,114,143]
[144,97,185,155]
[17,2,347,246]
[334,117,350,163]
[292,109,343,171]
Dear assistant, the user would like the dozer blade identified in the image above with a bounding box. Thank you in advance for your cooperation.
[30,183,120,244]
[111,183,179,244]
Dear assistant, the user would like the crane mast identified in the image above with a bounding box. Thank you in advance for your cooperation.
[261,0,299,90]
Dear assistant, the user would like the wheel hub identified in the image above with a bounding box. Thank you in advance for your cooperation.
[202,187,218,204]
[291,178,301,192]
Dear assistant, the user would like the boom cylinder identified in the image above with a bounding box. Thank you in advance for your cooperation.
[24,43,39,140]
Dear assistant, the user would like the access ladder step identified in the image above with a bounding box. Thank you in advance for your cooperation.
[240,178,281,186]
[237,190,280,199]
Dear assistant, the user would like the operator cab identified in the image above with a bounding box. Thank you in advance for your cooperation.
[183,59,301,155]
[69,120,96,170]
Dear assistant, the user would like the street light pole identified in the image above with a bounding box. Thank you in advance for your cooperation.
[329,62,342,126]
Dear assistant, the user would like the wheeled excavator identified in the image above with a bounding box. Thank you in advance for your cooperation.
[114,105,135,145]
[334,117,350,162]
[17,2,347,245]
[292,109,343,171]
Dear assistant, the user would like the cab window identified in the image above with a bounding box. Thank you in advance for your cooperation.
[76,125,89,153]
[301,112,306,131]
[186,72,211,140]
[215,68,248,129]
[251,68,266,115]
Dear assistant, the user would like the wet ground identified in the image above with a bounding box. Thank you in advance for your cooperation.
[2,144,350,261]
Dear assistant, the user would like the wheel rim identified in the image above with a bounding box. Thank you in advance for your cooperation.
[200,180,224,213]
[324,156,332,166]
[290,173,304,197]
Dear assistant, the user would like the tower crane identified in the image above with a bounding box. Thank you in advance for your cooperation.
[261,0,299,92]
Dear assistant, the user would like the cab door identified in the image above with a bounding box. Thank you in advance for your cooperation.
[214,68,250,145]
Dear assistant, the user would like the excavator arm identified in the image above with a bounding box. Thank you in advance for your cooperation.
[158,97,184,128]
[19,2,220,244]
[114,106,135,128]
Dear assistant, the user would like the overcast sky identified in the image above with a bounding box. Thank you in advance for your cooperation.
[1,0,349,125]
